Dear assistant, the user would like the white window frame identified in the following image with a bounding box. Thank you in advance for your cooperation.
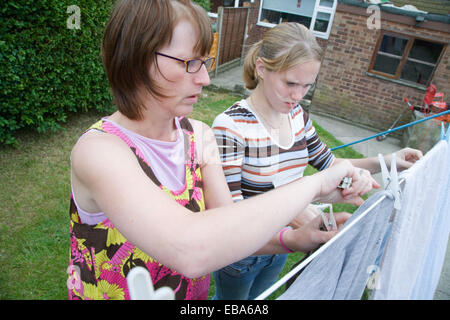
[256,0,337,39]
[311,0,337,39]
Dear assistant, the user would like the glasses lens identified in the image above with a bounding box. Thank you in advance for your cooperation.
[186,57,216,73]
[186,59,202,73]
[204,57,215,71]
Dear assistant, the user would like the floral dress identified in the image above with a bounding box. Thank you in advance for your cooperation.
[67,117,209,300]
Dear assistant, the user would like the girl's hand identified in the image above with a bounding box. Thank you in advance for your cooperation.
[289,205,321,229]
[389,148,423,171]
[283,212,352,252]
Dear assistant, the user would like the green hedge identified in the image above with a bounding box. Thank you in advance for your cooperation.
[0,1,114,146]
[0,0,210,147]
[194,0,210,11]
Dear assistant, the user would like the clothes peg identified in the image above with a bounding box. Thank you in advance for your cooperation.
[378,153,402,210]
[389,154,401,210]
[378,153,390,189]
[127,266,174,300]
[441,122,450,142]
[314,203,337,231]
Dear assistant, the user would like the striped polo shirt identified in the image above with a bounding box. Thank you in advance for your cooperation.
[212,99,335,201]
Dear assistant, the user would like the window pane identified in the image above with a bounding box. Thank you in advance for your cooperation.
[314,12,330,32]
[379,35,408,57]
[260,9,311,26]
[319,0,334,8]
[408,39,443,64]
[262,0,314,17]
[239,0,252,6]
[285,13,311,26]
[400,60,434,85]
[260,8,281,24]
[372,54,401,75]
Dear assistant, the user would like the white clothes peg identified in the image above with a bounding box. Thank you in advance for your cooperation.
[378,153,401,210]
[314,203,337,231]
[127,266,175,300]
[441,122,450,142]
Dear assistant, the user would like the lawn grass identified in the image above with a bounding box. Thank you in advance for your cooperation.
[0,87,363,300]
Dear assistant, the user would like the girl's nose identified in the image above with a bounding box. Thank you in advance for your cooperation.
[291,87,308,102]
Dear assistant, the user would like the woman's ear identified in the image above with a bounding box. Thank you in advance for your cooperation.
[255,58,265,80]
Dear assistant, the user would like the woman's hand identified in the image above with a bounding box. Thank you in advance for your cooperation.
[283,212,352,252]
[313,160,379,206]
[340,168,380,204]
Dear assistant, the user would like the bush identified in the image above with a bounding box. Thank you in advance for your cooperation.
[0,1,114,146]
[0,0,211,147]
[193,0,211,11]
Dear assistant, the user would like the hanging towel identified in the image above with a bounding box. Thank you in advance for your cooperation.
[411,140,450,299]
[372,140,450,300]
[278,191,395,300]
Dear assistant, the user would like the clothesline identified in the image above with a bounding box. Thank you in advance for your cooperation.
[255,112,450,300]
[254,179,405,300]
[331,110,450,151]
[257,129,450,300]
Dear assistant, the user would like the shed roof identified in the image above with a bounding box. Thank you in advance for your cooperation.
[390,0,450,15]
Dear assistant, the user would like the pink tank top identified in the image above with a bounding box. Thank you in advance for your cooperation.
[72,117,186,225]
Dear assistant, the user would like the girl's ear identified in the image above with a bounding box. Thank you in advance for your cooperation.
[255,57,265,80]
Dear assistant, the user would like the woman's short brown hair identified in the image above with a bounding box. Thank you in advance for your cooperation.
[101,0,213,120]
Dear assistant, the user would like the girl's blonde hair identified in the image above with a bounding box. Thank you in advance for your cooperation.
[243,23,323,90]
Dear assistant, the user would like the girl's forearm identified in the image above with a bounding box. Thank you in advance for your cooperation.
[334,157,383,174]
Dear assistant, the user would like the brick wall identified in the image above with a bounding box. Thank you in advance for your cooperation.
[242,0,265,52]
[311,5,450,134]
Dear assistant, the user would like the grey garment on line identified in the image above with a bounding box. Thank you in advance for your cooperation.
[278,191,394,300]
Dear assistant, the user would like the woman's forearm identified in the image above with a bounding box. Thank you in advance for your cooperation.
[181,175,320,277]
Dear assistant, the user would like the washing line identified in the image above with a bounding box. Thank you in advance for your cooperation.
[254,186,394,300]
[330,110,450,151]
[256,116,450,300]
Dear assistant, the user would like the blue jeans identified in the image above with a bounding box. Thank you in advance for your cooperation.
[212,254,288,300]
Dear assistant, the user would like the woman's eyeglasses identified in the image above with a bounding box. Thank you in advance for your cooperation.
[156,52,215,73]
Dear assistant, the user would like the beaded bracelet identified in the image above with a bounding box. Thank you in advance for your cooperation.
[279,226,295,253]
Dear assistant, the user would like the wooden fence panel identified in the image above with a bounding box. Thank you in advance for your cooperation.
[216,7,249,68]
